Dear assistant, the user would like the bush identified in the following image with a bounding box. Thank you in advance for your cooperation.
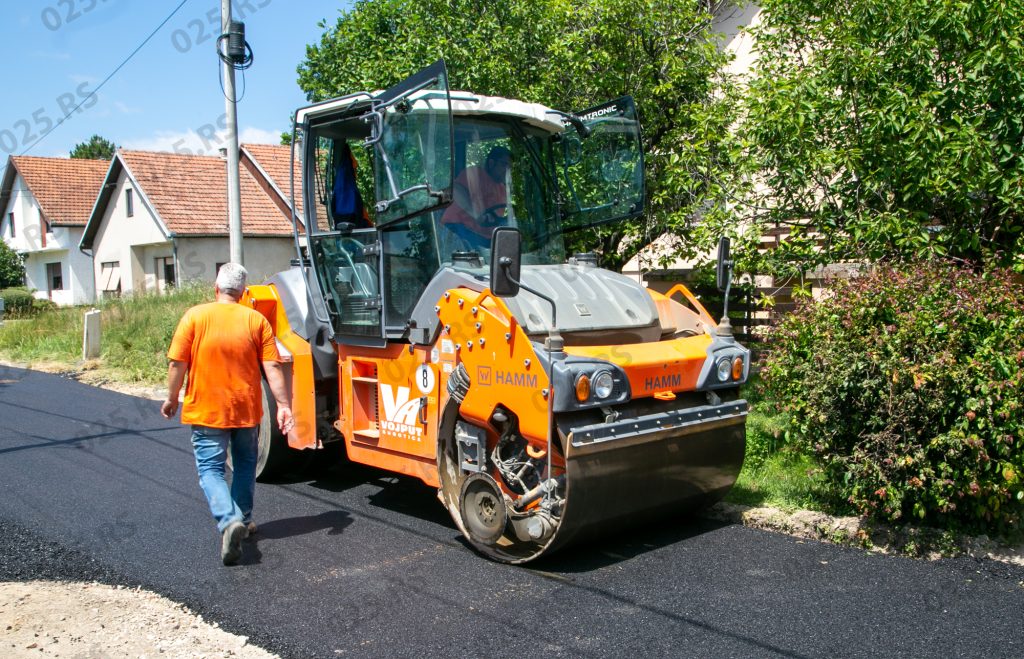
[0,288,34,318]
[762,262,1024,533]
[31,299,57,314]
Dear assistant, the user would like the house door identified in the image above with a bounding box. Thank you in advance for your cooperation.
[155,257,175,291]
[45,262,63,299]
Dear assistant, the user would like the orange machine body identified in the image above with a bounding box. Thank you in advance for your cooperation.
[247,280,731,491]
[242,284,317,450]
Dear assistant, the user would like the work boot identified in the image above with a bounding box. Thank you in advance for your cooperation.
[221,521,246,565]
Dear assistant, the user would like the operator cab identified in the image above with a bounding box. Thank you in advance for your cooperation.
[293,60,645,346]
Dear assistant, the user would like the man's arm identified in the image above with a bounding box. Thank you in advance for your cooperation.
[160,360,188,419]
[262,360,294,434]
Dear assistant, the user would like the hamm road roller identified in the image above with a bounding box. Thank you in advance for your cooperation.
[242,61,749,563]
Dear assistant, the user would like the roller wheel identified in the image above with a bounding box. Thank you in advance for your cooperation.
[254,378,301,480]
[459,473,508,545]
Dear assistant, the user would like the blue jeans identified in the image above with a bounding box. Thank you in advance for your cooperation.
[191,426,258,533]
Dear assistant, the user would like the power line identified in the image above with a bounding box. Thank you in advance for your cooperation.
[16,0,194,160]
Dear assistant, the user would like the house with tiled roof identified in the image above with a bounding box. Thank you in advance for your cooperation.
[240,143,303,224]
[80,146,301,297]
[0,155,108,305]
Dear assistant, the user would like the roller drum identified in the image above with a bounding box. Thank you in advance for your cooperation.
[441,398,747,564]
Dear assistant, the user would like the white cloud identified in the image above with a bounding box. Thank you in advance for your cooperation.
[238,127,283,145]
[121,125,282,157]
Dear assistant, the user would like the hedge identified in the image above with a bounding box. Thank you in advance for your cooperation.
[762,262,1024,532]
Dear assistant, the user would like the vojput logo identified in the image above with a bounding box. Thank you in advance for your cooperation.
[379,384,423,440]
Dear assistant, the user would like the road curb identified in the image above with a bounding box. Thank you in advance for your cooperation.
[708,502,1024,566]
[0,358,167,401]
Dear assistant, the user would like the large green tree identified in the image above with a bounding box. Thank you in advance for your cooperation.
[70,134,116,160]
[0,239,24,288]
[297,0,742,270]
[740,0,1024,274]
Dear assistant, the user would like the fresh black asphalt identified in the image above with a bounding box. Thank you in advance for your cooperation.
[0,365,1022,658]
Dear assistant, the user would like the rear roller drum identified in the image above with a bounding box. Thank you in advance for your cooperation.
[254,378,303,480]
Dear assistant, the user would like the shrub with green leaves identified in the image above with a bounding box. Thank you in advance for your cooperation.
[762,262,1024,532]
[0,288,34,318]
[31,298,57,314]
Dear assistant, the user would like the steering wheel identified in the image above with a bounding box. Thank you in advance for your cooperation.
[476,203,507,228]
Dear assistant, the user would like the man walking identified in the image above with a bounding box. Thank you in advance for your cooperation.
[161,263,293,565]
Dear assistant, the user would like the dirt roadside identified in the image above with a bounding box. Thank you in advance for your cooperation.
[0,581,275,658]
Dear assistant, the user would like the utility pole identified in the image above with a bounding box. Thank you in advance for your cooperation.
[221,0,243,265]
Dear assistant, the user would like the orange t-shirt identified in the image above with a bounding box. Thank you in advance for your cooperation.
[440,165,507,237]
[167,301,280,428]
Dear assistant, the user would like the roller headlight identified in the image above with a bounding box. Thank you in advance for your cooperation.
[593,370,614,399]
[716,358,732,382]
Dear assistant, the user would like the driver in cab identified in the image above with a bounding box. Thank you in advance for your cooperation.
[441,146,511,252]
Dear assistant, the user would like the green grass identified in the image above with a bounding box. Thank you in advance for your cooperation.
[0,283,211,385]
[728,451,842,512]
[725,400,850,514]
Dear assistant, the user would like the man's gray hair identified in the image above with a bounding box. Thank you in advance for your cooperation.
[215,262,248,295]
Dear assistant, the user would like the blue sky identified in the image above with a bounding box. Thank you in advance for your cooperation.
[1,0,347,165]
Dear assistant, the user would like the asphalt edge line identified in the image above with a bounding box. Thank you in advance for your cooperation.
[707,502,1024,567]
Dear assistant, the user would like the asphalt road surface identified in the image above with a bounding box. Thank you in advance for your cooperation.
[1,365,1022,658]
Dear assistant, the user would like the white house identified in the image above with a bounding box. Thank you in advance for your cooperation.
[622,1,765,284]
[80,146,303,297]
[0,156,108,305]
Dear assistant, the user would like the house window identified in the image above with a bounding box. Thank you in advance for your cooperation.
[46,262,63,293]
[7,212,13,238]
[100,261,121,297]
[125,189,134,217]
[155,257,176,291]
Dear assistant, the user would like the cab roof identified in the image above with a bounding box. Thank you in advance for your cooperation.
[294,91,567,135]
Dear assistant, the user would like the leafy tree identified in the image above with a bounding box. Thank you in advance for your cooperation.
[297,0,743,270]
[70,134,116,160]
[0,239,25,288]
[741,0,1024,274]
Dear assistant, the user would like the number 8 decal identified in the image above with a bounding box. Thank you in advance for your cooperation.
[415,364,436,395]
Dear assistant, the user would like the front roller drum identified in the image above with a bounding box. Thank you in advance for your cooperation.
[439,404,747,564]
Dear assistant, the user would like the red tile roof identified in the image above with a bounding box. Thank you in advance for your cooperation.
[10,156,107,226]
[240,143,303,218]
[118,149,293,236]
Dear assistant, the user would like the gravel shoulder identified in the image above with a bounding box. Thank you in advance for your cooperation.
[0,516,279,659]
[1,581,275,658]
